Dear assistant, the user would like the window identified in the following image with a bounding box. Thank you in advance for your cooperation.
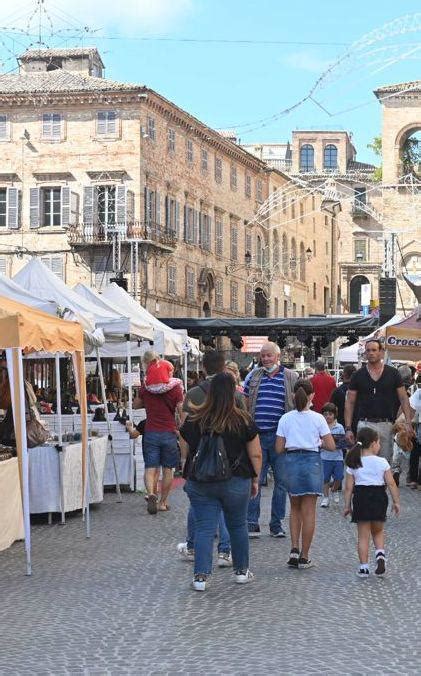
[282,233,289,275]
[93,256,114,290]
[42,113,61,140]
[299,144,314,172]
[215,216,223,256]
[245,231,252,260]
[215,156,222,183]
[274,297,279,317]
[98,186,116,225]
[299,202,304,223]
[313,282,317,299]
[299,242,306,282]
[230,224,238,261]
[42,187,61,227]
[323,144,338,170]
[200,213,211,251]
[313,239,316,256]
[167,128,176,153]
[215,278,223,309]
[291,238,297,279]
[0,189,6,227]
[0,257,6,276]
[291,200,295,221]
[312,195,315,211]
[284,300,288,317]
[0,115,8,140]
[354,186,367,207]
[186,139,194,164]
[145,188,161,230]
[256,179,263,203]
[230,164,237,190]
[245,174,251,198]
[230,281,238,312]
[245,285,253,315]
[41,256,64,280]
[96,111,116,136]
[301,305,305,317]
[201,149,208,172]
[324,215,328,227]
[282,193,287,214]
[184,205,196,243]
[256,235,262,268]
[325,241,329,255]
[165,196,180,237]
[293,303,297,317]
[273,231,280,268]
[146,116,156,141]
[354,239,367,262]
[186,267,195,301]
[167,264,176,295]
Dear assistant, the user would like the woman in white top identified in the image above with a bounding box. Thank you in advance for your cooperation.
[276,379,335,569]
[344,427,400,578]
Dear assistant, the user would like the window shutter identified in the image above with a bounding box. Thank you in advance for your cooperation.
[42,114,51,137]
[175,201,180,239]
[69,192,79,226]
[83,186,95,226]
[156,192,161,226]
[116,185,127,225]
[126,190,134,223]
[61,186,70,227]
[183,204,187,241]
[52,114,61,138]
[29,187,40,229]
[193,209,198,244]
[0,115,7,139]
[165,195,170,230]
[198,211,202,245]
[108,111,116,134]
[51,257,64,280]
[7,187,19,229]
[0,257,6,276]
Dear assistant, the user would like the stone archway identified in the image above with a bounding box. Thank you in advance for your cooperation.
[394,123,421,179]
[349,275,369,314]
[198,267,215,316]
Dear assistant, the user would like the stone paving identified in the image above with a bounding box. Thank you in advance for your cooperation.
[0,481,420,675]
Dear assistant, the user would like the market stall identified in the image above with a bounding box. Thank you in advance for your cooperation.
[0,295,87,574]
[0,457,24,552]
[385,309,421,361]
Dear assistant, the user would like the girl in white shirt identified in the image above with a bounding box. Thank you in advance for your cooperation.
[276,379,335,570]
[344,427,400,578]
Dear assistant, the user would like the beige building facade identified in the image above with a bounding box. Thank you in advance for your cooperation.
[0,47,333,322]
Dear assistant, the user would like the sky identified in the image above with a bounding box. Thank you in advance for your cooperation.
[2,0,421,163]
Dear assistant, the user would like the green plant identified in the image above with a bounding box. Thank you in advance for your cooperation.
[367,136,382,182]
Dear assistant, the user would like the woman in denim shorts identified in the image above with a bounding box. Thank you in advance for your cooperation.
[276,379,335,569]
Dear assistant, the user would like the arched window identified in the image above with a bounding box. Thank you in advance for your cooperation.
[273,231,280,268]
[299,241,306,282]
[299,144,314,172]
[256,235,262,268]
[282,233,289,276]
[291,238,297,278]
[324,144,338,170]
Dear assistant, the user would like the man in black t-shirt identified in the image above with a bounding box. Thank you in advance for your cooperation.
[344,340,413,461]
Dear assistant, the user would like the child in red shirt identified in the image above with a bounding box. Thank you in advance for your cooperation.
[143,351,183,394]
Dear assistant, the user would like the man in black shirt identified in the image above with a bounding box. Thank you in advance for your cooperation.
[344,340,413,461]
[331,364,356,429]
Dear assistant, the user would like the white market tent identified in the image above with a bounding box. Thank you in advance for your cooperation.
[102,283,184,356]
[0,274,58,316]
[337,314,404,363]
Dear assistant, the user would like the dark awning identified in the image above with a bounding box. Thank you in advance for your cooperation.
[160,315,378,338]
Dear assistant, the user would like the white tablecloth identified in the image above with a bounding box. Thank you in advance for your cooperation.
[0,458,24,551]
[29,436,108,514]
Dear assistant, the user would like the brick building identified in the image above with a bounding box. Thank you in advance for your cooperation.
[0,47,332,320]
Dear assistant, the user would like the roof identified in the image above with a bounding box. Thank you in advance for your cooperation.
[347,160,376,172]
[374,81,421,98]
[0,70,141,94]
[19,47,104,66]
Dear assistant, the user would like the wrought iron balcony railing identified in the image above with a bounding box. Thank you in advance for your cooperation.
[68,221,177,248]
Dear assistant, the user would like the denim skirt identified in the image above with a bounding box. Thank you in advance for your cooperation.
[284,451,323,496]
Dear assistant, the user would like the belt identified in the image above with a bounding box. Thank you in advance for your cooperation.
[360,418,393,423]
[286,449,318,454]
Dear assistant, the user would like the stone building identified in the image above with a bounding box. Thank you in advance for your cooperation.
[0,46,332,320]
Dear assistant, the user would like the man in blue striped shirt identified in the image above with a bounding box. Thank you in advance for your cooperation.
[244,342,298,537]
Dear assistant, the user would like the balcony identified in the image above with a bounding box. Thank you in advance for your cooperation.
[68,221,177,250]
[351,200,369,219]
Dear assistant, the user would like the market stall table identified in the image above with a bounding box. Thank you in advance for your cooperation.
[0,457,24,551]
[29,436,108,515]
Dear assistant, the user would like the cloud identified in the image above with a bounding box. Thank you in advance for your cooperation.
[282,50,332,74]
[11,0,194,35]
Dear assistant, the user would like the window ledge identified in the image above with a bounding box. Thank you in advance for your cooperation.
[40,138,64,144]
[0,229,16,234]
[37,227,68,234]
[94,136,120,142]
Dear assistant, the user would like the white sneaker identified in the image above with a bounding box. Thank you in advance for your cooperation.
[217,552,233,568]
[191,575,208,591]
[177,542,194,561]
[356,567,370,579]
[235,569,254,584]
[333,492,340,505]
[320,497,329,508]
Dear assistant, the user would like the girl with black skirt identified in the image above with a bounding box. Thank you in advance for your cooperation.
[344,427,400,578]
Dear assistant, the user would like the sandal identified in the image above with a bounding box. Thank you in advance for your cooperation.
[158,503,170,511]
[147,494,158,514]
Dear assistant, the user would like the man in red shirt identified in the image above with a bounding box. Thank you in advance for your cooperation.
[311,360,336,413]
[134,380,183,514]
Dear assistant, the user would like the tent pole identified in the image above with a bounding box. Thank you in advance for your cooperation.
[126,336,134,491]
[7,348,32,576]
[55,354,66,525]
[96,347,122,502]
[183,350,188,390]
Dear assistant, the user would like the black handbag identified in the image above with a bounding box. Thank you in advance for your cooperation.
[189,431,232,483]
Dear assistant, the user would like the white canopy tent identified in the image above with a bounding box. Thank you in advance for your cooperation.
[337,314,404,363]
[102,283,184,356]
[0,274,58,316]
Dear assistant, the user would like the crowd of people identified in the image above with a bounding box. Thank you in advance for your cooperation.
[127,342,420,591]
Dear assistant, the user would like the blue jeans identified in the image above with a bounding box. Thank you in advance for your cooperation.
[185,477,251,575]
[186,505,231,554]
[247,429,286,533]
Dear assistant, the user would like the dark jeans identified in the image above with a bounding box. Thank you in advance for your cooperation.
[409,440,421,484]
[185,476,251,575]
[247,429,286,533]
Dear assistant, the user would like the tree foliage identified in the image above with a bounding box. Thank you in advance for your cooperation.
[367,136,382,182]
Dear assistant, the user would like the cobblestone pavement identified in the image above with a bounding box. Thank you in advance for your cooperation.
[0,481,420,675]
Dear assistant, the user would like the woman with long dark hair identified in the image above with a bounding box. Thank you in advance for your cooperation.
[275,379,335,569]
[180,372,262,591]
